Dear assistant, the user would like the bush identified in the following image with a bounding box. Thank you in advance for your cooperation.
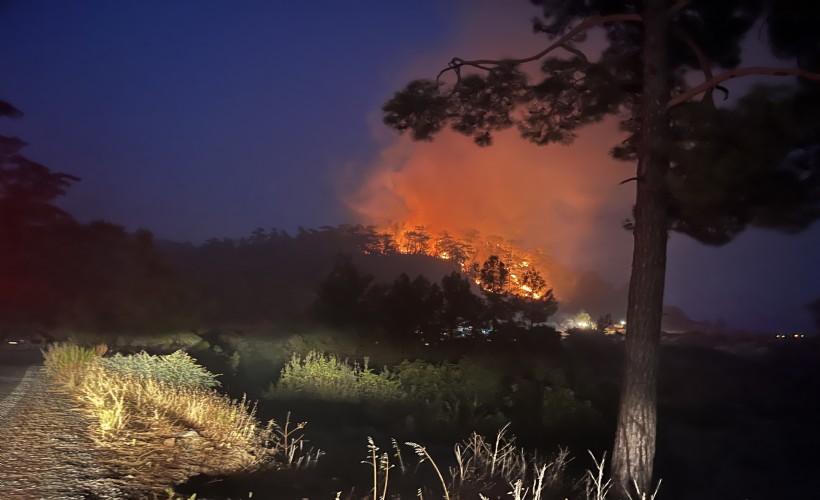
[393,358,506,431]
[268,350,403,403]
[43,343,102,386]
[394,358,502,407]
[102,350,221,389]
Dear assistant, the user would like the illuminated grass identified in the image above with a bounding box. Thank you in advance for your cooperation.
[42,343,101,386]
[44,343,318,478]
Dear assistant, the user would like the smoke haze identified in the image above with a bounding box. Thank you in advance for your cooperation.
[342,0,635,316]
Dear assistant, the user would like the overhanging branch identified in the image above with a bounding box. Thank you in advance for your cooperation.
[671,25,725,104]
[560,43,589,64]
[436,13,642,81]
[668,67,820,108]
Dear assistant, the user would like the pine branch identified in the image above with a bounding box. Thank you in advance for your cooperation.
[436,13,642,81]
[671,25,726,104]
[668,66,820,108]
[559,43,589,63]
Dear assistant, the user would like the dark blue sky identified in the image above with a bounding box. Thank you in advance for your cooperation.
[2,0,819,333]
[0,1,454,238]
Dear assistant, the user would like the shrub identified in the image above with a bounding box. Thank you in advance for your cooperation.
[43,343,102,386]
[393,358,506,430]
[102,350,221,389]
[394,358,502,408]
[540,386,605,434]
[269,350,403,403]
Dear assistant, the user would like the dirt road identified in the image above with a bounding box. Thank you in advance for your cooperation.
[0,346,135,498]
[0,347,43,418]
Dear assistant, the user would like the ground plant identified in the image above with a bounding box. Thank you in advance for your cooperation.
[102,349,221,389]
[268,350,404,403]
[355,426,575,500]
[40,342,320,495]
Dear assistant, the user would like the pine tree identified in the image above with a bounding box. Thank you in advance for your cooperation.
[381,1,820,495]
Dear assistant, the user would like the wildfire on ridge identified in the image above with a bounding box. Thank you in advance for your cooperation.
[360,224,555,300]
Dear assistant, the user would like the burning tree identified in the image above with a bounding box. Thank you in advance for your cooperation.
[363,224,557,301]
[382,0,820,496]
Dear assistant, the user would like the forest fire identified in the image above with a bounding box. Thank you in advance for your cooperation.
[361,224,554,300]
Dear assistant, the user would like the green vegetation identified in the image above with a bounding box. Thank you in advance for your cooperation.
[259,344,604,446]
[42,342,102,386]
[102,350,220,389]
[270,351,403,402]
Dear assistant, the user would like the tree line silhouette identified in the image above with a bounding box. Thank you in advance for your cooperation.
[1,109,556,335]
[313,254,558,343]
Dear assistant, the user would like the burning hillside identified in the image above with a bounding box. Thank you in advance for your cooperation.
[361,224,556,300]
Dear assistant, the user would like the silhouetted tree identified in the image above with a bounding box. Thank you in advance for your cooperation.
[440,271,484,331]
[478,255,512,326]
[597,313,615,332]
[380,274,443,339]
[0,101,79,325]
[402,226,431,254]
[314,254,374,326]
[520,269,548,297]
[0,106,79,235]
[381,1,820,493]
[513,291,558,328]
[55,222,195,332]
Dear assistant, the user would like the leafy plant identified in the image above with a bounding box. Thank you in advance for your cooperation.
[102,350,221,389]
[393,358,505,429]
[268,351,403,403]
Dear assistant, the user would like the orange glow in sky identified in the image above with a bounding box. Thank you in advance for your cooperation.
[345,121,637,290]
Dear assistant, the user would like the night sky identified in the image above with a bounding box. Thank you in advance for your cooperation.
[2,0,819,333]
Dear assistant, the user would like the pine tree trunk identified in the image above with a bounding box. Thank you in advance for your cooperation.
[610,0,671,497]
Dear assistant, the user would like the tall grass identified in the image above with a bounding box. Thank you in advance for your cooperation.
[43,343,318,475]
[42,343,101,386]
[360,426,571,500]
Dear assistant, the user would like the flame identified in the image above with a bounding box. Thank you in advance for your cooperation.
[361,223,554,300]
[343,123,636,300]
